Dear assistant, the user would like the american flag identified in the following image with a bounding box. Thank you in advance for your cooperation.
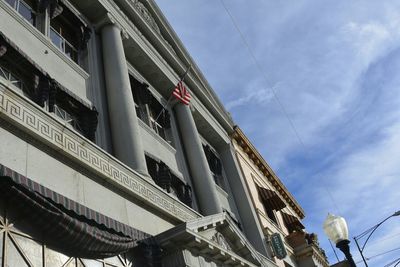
[172,80,191,105]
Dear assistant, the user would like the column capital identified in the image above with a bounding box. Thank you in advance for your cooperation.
[95,13,128,40]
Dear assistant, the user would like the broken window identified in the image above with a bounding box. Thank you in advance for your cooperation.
[5,0,37,26]
[203,144,225,188]
[145,155,192,207]
[130,76,172,144]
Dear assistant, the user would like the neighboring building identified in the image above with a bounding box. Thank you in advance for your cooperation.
[232,126,329,267]
[0,0,279,266]
[330,261,350,267]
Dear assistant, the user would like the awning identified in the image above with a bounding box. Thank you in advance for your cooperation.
[0,31,92,109]
[0,164,150,259]
[256,185,286,211]
[281,211,305,233]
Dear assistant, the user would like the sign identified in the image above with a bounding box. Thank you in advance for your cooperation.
[270,233,287,259]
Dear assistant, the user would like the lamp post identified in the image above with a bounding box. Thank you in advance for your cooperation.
[323,214,356,267]
[353,210,400,267]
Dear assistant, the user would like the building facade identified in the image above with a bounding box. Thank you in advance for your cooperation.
[0,0,279,266]
[232,127,329,267]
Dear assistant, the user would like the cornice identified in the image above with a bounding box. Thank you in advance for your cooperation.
[232,126,305,219]
[0,84,200,223]
[107,0,234,132]
[294,244,329,267]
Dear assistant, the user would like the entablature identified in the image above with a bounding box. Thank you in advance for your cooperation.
[0,83,200,223]
[70,0,234,134]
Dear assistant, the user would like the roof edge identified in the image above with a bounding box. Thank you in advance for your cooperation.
[232,126,305,219]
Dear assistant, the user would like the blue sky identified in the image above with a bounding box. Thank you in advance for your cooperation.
[156,1,400,266]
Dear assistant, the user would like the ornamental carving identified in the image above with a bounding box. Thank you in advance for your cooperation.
[128,0,176,55]
[129,0,161,34]
[0,85,198,223]
[211,232,231,251]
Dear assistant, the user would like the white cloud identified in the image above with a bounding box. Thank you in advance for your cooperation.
[156,1,400,264]
[226,86,274,110]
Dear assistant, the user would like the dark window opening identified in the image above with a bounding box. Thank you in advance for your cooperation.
[5,0,37,26]
[256,188,279,226]
[266,209,278,225]
[0,40,37,101]
[145,155,192,207]
[0,34,98,141]
[203,144,225,188]
[49,3,91,65]
[130,76,172,144]
[49,88,98,141]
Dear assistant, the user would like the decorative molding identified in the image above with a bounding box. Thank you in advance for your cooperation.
[0,0,89,80]
[94,12,128,42]
[0,84,200,222]
[232,127,305,219]
[94,12,118,30]
[211,232,232,251]
[126,0,176,55]
[129,0,160,34]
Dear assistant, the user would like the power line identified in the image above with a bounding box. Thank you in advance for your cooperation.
[218,0,306,149]
[384,257,400,267]
[365,232,400,248]
[217,0,342,215]
[356,246,400,265]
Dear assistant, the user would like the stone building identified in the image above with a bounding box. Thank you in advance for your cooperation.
[0,0,281,266]
[232,126,329,267]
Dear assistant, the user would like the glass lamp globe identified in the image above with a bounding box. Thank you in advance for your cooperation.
[323,213,349,244]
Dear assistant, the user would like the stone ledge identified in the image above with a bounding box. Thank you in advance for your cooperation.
[0,84,200,222]
[0,0,90,80]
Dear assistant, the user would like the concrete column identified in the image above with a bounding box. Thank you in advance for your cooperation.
[220,143,270,256]
[101,24,148,176]
[174,104,222,215]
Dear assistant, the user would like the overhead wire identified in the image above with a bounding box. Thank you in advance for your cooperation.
[218,0,306,148]
[217,0,342,215]
[215,1,400,266]
[367,232,400,248]
[357,246,400,265]
[384,257,400,267]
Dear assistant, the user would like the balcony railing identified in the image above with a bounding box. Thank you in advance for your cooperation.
[50,27,78,63]
[53,104,82,133]
[0,66,23,90]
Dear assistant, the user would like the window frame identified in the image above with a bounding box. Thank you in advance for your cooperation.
[5,0,37,26]
[129,75,173,144]
[0,65,24,92]
[202,142,226,189]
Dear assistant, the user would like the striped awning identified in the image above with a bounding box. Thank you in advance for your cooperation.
[256,185,286,211]
[281,211,305,233]
[0,31,92,109]
[0,164,150,258]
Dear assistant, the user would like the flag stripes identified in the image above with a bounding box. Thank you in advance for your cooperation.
[172,80,191,105]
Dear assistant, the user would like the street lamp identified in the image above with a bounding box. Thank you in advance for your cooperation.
[353,210,400,267]
[323,213,356,267]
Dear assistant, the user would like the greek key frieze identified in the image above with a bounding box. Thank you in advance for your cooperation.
[0,86,198,222]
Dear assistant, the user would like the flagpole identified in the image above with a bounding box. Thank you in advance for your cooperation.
[180,64,192,82]
[154,64,192,123]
